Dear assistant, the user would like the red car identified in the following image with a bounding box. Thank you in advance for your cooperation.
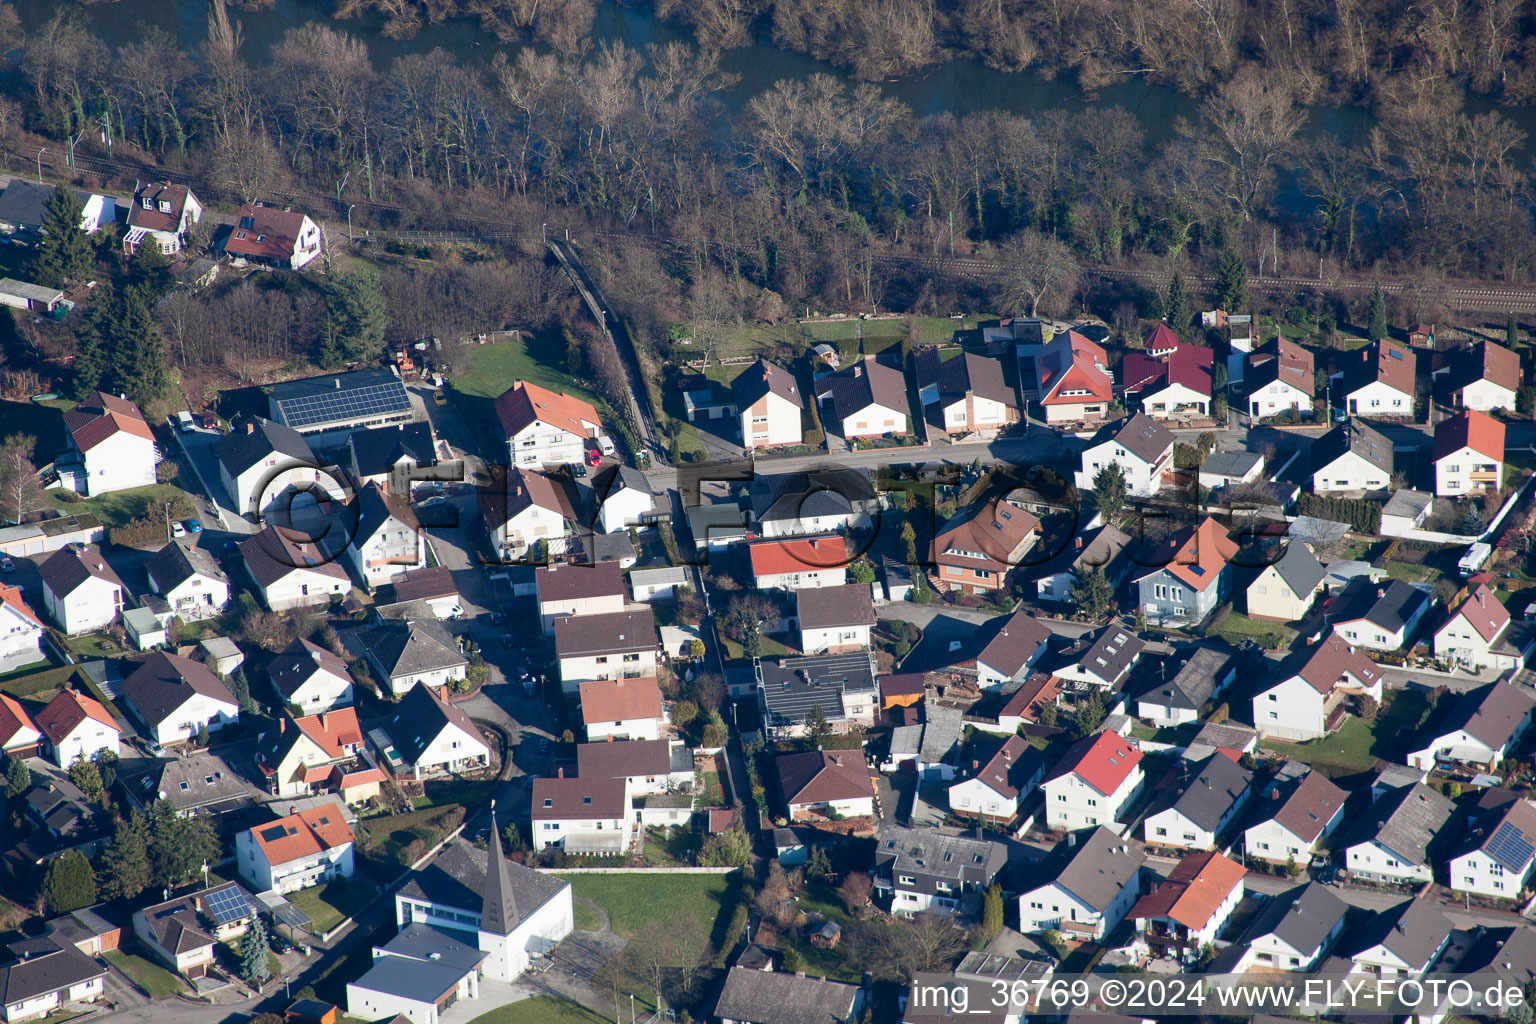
[586,448,602,467]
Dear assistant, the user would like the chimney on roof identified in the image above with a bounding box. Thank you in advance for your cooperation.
[1378,588,1385,599]
[246,422,255,434]
[311,649,322,664]
[1067,832,1076,847]
[334,379,342,389]
[279,718,285,734]
[557,767,564,778]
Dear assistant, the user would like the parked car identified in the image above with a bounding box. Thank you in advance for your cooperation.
[0,557,13,572]
[585,447,602,467]
[185,519,202,533]
[170,522,187,538]
[434,390,448,407]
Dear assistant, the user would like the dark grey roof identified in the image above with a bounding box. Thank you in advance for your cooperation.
[686,503,748,544]
[915,348,1016,409]
[1107,413,1176,465]
[216,417,315,477]
[240,526,350,588]
[146,540,227,595]
[1449,926,1536,990]
[38,545,124,599]
[1038,826,1146,913]
[875,825,1008,886]
[796,582,876,630]
[267,637,352,699]
[1329,577,1430,633]
[553,607,656,658]
[975,610,1052,677]
[752,468,878,524]
[536,561,626,603]
[397,837,567,926]
[594,464,655,504]
[818,355,910,422]
[1146,647,1234,713]
[0,941,107,1004]
[1352,898,1451,969]
[730,358,804,410]
[377,923,487,972]
[756,652,877,728]
[1166,753,1252,830]
[713,966,860,1024]
[360,617,464,678]
[1244,881,1346,955]
[348,421,436,478]
[349,956,468,1001]
[149,751,254,813]
[1427,680,1536,752]
[1358,783,1453,865]
[355,481,421,544]
[1270,541,1326,597]
[0,181,98,232]
[268,368,411,431]
[389,686,481,767]
[120,652,237,727]
[1312,419,1393,476]
[1202,450,1263,479]
[1070,627,1146,688]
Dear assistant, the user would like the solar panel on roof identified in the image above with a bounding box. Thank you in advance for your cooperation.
[1486,821,1534,871]
[275,380,411,429]
[203,885,253,924]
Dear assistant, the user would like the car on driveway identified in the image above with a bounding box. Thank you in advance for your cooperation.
[170,522,187,538]
[0,558,13,573]
[185,519,202,533]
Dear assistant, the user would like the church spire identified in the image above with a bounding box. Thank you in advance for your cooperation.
[480,799,518,936]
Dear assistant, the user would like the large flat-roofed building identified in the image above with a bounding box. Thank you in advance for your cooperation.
[269,368,414,439]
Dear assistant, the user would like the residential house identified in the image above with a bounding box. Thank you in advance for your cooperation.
[1199,450,1265,490]
[1243,769,1347,868]
[376,567,461,621]
[1405,679,1536,772]
[0,583,43,671]
[0,179,114,236]
[816,355,910,439]
[929,498,1041,595]
[42,905,124,958]
[1340,339,1416,418]
[1052,627,1147,697]
[1033,525,1134,607]
[1450,797,1536,900]
[222,203,322,269]
[1311,419,1393,493]
[1446,340,1519,413]
[1329,577,1433,652]
[391,832,573,983]
[1245,338,1315,419]
[268,637,355,712]
[972,610,1052,689]
[267,369,412,441]
[215,418,322,519]
[384,685,490,779]
[58,392,158,495]
[254,708,384,804]
[731,359,804,449]
[346,927,484,1024]
[1435,584,1533,671]
[1035,331,1114,425]
[1222,882,1347,973]
[750,468,881,539]
[1246,541,1326,622]
[1411,927,1536,1024]
[1132,517,1238,626]
[681,376,737,424]
[1136,647,1237,727]
[1122,342,1214,420]
[1018,826,1146,940]
[627,567,688,604]
[120,652,239,747]
[685,503,748,555]
[122,183,201,255]
[39,546,123,634]
[0,694,39,760]
[969,673,1062,736]
[145,541,229,622]
[593,465,655,534]
[237,804,355,894]
[713,966,864,1024]
[357,616,466,697]
[750,535,849,591]
[1042,731,1145,831]
[796,583,875,654]
[575,739,693,797]
[1142,753,1253,852]
[915,348,1018,436]
[535,561,626,633]
[36,688,119,768]
[756,653,877,738]
[774,749,875,819]
[495,380,602,468]
[131,751,258,817]
[578,676,663,741]
[1344,783,1453,885]
[241,527,350,611]
[345,421,438,498]
[947,735,1048,826]
[1433,408,1505,495]
[553,608,657,691]
[6,777,110,880]
[873,825,1008,917]
[1074,413,1176,498]
[1129,850,1246,962]
[348,483,425,586]
[917,705,964,781]
[132,882,255,978]
[1349,898,1451,978]
[1252,633,1384,741]
[0,938,108,1022]
[531,775,631,853]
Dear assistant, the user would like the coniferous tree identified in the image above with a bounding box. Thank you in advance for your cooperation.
[42,850,97,914]
[6,757,29,796]
[1368,282,1389,341]
[146,798,218,888]
[71,286,114,399]
[100,810,152,900]
[1214,250,1248,313]
[239,916,272,984]
[1093,462,1128,515]
[129,239,173,298]
[1507,313,1519,348]
[980,884,1004,944]
[316,266,388,368]
[31,187,94,287]
[1069,566,1115,621]
[112,288,172,406]
[1164,272,1193,332]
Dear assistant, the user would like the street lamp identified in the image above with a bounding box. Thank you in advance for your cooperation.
[347,204,357,240]
[35,148,45,183]
[630,993,635,1024]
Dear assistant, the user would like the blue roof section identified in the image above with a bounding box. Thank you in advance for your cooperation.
[349,955,467,1003]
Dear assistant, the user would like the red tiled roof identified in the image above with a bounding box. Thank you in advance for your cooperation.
[1047,730,1142,796]
[249,805,354,866]
[1038,331,1113,405]
[1129,850,1245,929]
[775,749,874,806]
[532,775,628,820]
[930,499,1040,573]
[0,693,37,745]
[1434,408,1505,463]
[999,673,1061,722]
[1123,344,1214,398]
[1285,633,1382,695]
[1161,518,1238,591]
[750,536,849,577]
[294,708,364,759]
[37,688,117,745]
[494,380,600,441]
[0,581,41,628]
[63,392,155,453]
[126,183,193,234]
[1351,339,1416,397]
[1444,584,1510,643]
[224,205,313,261]
[579,677,662,724]
[1143,324,1182,352]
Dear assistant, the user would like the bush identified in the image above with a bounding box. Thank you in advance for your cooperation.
[1296,493,1382,535]
[54,489,83,503]
[155,461,179,483]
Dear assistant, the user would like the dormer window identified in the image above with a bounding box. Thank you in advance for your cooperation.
[158,200,172,213]
[141,197,152,209]
[542,799,552,808]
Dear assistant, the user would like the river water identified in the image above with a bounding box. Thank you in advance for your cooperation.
[13,0,1536,158]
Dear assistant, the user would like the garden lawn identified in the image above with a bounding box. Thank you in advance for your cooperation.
[104,950,184,999]
[467,995,622,1024]
[0,663,79,699]
[51,483,199,528]
[556,872,730,943]
[286,880,375,936]
[1259,688,1430,772]
[1216,611,1296,651]
[449,332,606,461]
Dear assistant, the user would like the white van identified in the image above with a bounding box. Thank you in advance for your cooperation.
[1458,542,1492,577]
[597,435,616,457]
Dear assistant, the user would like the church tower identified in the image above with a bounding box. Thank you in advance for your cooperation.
[477,801,520,981]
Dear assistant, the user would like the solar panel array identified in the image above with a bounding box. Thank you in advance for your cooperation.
[276,380,411,429]
[1485,821,1535,872]
[203,884,254,924]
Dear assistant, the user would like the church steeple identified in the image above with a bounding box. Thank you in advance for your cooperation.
[480,800,518,936]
